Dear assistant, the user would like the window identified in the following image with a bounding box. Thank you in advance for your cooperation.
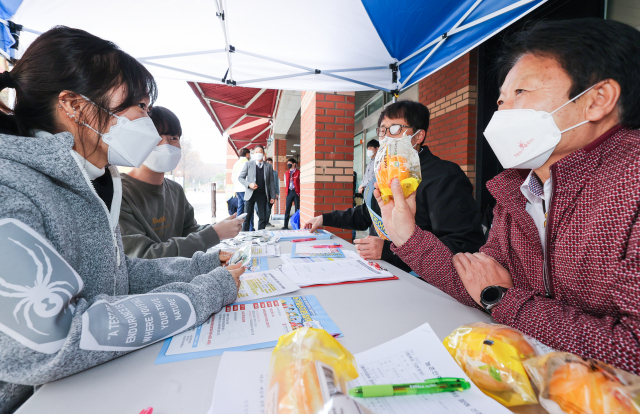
[366,94,384,116]
[354,108,365,124]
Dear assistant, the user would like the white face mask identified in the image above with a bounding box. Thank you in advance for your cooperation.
[251,153,264,162]
[143,144,182,173]
[483,85,595,170]
[383,129,420,151]
[80,95,161,167]
[366,149,374,158]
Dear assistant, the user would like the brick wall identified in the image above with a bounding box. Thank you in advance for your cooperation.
[418,50,478,182]
[300,92,355,241]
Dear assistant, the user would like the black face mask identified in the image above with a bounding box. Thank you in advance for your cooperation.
[287,163,292,169]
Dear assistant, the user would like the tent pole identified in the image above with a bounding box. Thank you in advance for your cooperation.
[195,82,225,133]
[215,0,235,85]
[137,49,225,61]
[142,61,226,82]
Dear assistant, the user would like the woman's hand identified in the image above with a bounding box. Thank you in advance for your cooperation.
[219,250,233,264]
[373,179,417,247]
[225,262,245,289]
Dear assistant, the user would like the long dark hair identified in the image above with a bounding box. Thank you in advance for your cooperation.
[0,26,157,150]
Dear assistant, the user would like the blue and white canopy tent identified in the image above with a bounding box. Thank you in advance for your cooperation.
[2,0,545,93]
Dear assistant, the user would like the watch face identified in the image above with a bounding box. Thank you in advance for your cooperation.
[481,286,503,306]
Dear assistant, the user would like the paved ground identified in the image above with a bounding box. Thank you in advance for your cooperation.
[186,189,284,229]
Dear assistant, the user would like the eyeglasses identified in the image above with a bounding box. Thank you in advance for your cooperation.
[376,124,413,137]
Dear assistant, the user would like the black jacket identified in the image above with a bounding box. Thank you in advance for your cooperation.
[323,146,484,272]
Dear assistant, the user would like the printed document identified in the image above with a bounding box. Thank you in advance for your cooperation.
[280,258,393,286]
[252,244,280,257]
[208,323,512,414]
[237,270,299,302]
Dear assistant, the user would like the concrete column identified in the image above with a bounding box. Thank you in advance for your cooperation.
[299,92,355,241]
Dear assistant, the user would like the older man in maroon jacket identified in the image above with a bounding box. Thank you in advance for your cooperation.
[376,18,640,375]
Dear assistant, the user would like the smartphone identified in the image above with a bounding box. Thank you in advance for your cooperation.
[236,213,248,220]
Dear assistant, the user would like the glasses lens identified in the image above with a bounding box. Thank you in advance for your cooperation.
[389,125,402,135]
[376,127,385,137]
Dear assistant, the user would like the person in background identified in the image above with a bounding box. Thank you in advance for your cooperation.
[305,101,484,273]
[232,148,250,216]
[265,157,279,227]
[238,145,277,231]
[119,106,242,259]
[0,27,243,412]
[376,19,640,374]
[358,139,379,193]
[282,158,300,230]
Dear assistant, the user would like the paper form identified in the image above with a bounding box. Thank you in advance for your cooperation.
[208,323,512,414]
[165,298,293,356]
[281,250,360,264]
[237,270,299,301]
[280,258,393,286]
[208,351,272,414]
[245,256,269,273]
[158,296,341,363]
[252,244,280,257]
[348,323,512,414]
[268,229,332,240]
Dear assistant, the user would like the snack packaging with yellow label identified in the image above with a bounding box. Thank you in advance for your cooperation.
[443,322,548,406]
[266,327,360,414]
[374,135,421,204]
[524,352,640,414]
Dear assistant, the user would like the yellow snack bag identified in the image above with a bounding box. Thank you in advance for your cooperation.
[524,352,640,414]
[374,135,421,204]
[443,322,543,406]
[266,327,359,414]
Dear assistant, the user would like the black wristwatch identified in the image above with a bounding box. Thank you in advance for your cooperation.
[480,286,509,313]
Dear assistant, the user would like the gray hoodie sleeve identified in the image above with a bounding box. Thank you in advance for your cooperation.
[0,186,237,390]
[119,197,221,259]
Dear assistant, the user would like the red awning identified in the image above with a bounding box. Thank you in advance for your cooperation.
[189,82,280,155]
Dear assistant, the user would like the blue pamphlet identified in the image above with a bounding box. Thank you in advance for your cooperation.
[269,229,333,241]
[245,256,269,272]
[291,244,345,259]
[155,295,341,364]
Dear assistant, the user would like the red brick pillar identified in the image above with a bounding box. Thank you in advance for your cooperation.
[300,92,355,241]
[418,50,478,184]
[225,141,237,200]
[272,136,288,214]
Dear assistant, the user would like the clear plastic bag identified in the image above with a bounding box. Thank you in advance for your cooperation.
[443,323,545,406]
[524,352,640,414]
[228,243,252,267]
[266,327,359,414]
[374,135,421,204]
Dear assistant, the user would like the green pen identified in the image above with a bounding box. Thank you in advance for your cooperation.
[348,377,470,398]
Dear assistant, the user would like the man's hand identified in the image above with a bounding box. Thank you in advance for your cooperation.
[358,186,364,194]
[452,252,514,306]
[219,250,233,264]
[225,262,245,289]
[249,183,258,190]
[354,236,384,260]
[270,199,275,204]
[304,215,323,232]
[373,179,417,247]
[213,214,243,240]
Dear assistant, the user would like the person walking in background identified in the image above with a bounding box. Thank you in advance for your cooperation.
[119,106,242,259]
[282,158,300,230]
[358,139,379,194]
[238,145,277,231]
[232,148,250,216]
[266,157,279,227]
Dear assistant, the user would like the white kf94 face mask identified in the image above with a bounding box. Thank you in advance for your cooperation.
[143,144,182,173]
[251,153,264,162]
[483,85,595,170]
[80,95,161,167]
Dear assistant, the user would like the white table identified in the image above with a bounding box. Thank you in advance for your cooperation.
[17,236,542,414]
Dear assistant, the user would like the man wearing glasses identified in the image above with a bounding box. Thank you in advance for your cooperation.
[304,100,484,272]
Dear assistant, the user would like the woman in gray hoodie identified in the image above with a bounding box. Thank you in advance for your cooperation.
[0,27,243,413]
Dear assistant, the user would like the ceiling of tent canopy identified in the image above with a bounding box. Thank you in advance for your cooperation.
[9,0,546,92]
